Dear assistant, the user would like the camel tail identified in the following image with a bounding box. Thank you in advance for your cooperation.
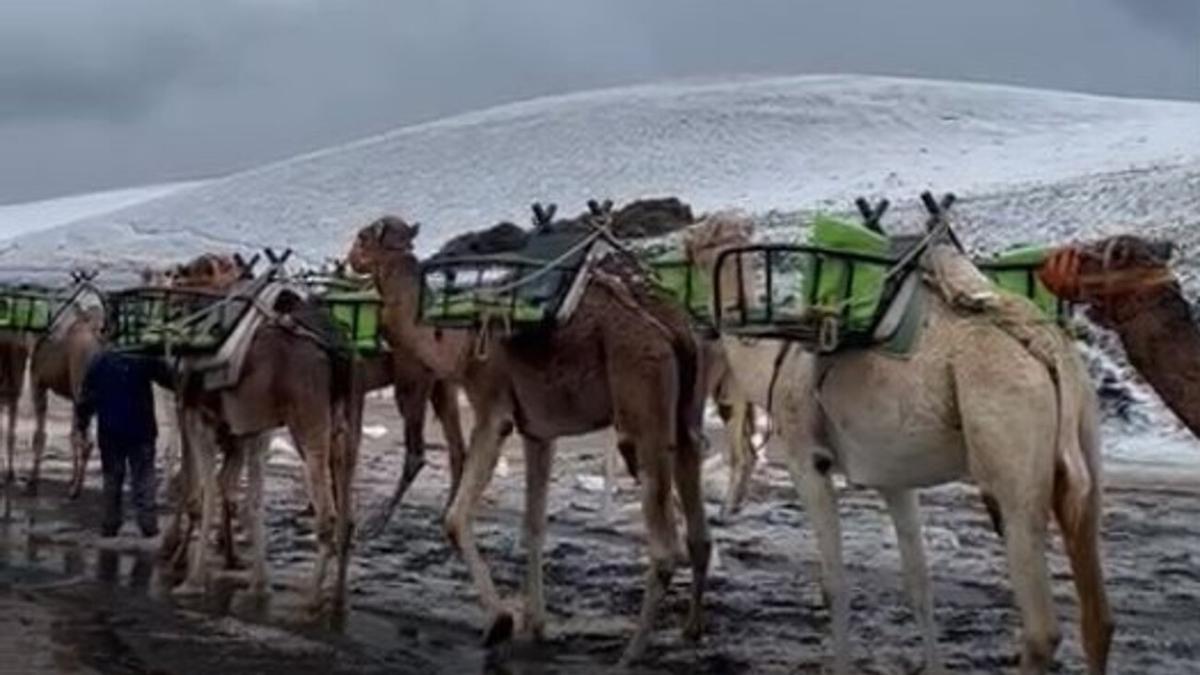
[1051,349,1113,674]
[670,328,701,460]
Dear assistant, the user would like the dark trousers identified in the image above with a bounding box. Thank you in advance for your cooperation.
[100,440,158,536]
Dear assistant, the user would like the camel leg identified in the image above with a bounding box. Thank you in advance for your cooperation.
[880,488,943,674]
[245,438,269,595]
[443,401,512,646]
[788,455,850,674]
[671,423,712,643]
[519,435,555,641]
[217,440,247,571]
[332,407,360,610]
[431,380,466,509]
[72,425,95,500]
[28,385,48,495]
[360,379,431,538]
[997,503,1059,674]
[3,401,14,485]
[1053,405,1112,674]
[955,359,1062,673]
[601,439,619,520]
[291,418,338,609]
[162,400,198,569]
[157,388,181,502]
[176,413,218,595]
[618,431,677,666]
[719,399,756,521]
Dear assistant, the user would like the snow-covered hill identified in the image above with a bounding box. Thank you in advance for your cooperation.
[2,75,1197,276]
[2,74,1197,462]
[0,181,201,245]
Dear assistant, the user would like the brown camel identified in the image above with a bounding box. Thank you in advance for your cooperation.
[348,213,712,664]
[685,212,1111,674]
[288,259,468,539]
[29,285,106,498]
[147,254,362,609]
[0,335,30,485]
[1039,235,1200,436]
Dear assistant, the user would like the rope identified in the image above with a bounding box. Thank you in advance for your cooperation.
[473,307,512,361]
[473,229,604,298]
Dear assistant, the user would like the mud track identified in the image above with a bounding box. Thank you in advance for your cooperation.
[1,396,1198,673]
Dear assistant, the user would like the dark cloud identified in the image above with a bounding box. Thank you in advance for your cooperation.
[0,0,1196,203]
[1107,0,1200,44]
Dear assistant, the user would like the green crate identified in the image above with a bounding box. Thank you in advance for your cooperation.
[804,216,891,332]
[0,291,54,332]
[650,256,711,323]
[108,288,249,354]
[322,290,383,353]
[979,245,1065,320]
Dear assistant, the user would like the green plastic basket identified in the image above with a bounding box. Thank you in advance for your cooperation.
[322,290,383,353]
[0,290,54,332]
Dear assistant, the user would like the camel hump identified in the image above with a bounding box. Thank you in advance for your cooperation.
[931,245,1094,524]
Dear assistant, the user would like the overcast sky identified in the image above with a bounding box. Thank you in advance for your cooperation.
[0,0,1196,204]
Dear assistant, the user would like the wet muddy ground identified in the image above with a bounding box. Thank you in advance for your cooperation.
[2,396,1199,674]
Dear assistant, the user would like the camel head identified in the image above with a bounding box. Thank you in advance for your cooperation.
[1039,234,1178,326]
[172,253,244,291]
[682,211,756,317]
[348,215,420,274]
[682,210,755,272]
[140,265,177,287]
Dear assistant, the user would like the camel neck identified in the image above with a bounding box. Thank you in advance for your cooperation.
[370,250,471,380]
[373,253,419,311]
[1110,286,1200,438]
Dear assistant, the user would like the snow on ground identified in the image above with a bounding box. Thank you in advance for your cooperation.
[0,73,1197,462]
[0,181,202,244]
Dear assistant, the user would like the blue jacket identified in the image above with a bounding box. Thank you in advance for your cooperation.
[75,351,174,448]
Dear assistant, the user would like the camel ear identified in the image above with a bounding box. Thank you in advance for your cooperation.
[602,199,613,213]
[1150,239,1175,263]
[410,222,420,239]
[545,203,557,221]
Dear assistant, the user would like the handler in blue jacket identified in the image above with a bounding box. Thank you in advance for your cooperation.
[74,349,174,538]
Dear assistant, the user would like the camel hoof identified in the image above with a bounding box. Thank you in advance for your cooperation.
[24,481,39,497]
[67,486,82,501]
[483,611,515,648]
[4,471,13,485]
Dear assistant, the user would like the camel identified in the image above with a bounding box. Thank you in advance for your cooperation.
[600,335,758,521]
[347,211,712,664]
[1038,235,1200,439]
[439,199,758,520]
[0,335,29,485]
[28,282,106,498]
[148,254,362,609]
[683,210,1111,674]
[287,257,468,539]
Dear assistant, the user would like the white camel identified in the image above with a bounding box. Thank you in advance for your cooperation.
[683,211,1112,675]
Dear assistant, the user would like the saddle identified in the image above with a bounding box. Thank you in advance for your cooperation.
[420,199,695,332]
[715,193,1069,356]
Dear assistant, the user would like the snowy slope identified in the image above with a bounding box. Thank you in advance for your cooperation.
[2,75,1197,276]
[0,181,202,244]
[2,74,1197,462]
